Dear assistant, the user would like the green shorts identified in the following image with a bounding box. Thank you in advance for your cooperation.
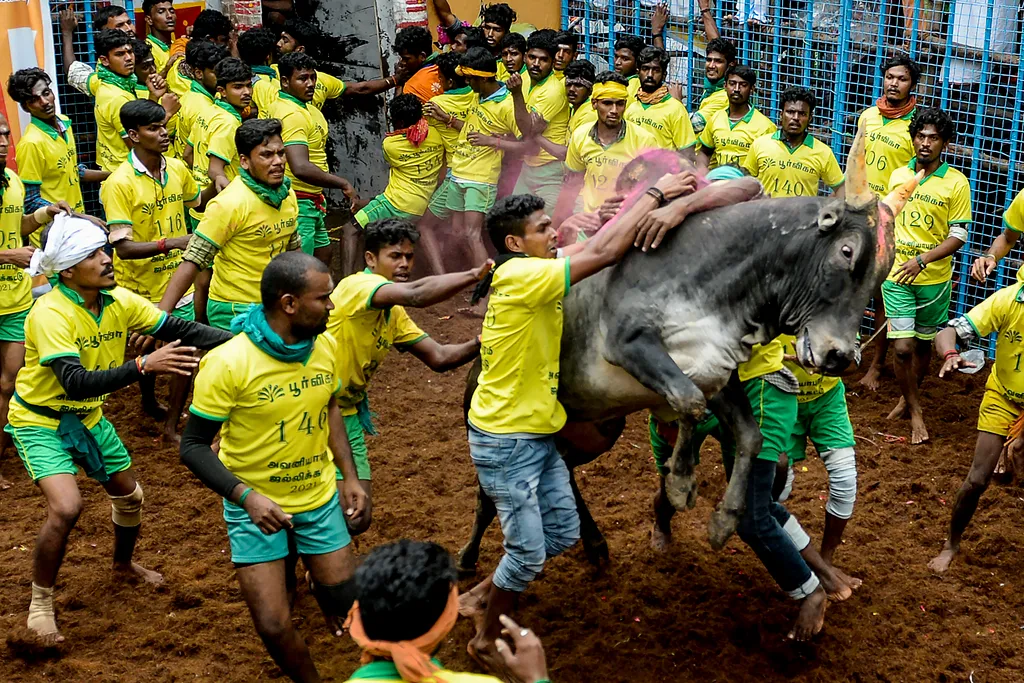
[426,174,453,219]
[170,300,195,322]
[8,417,131,482]
[355,195,416,228]
[336,413,371,480]
[722,377,799,463]
[788,382,855,461]
[445,177,498,214]
[297,198,331,254]
[650,412,720,475]
[0,306,30,343]
[881,279,952,341]
[513,161,564,211]
[206,299,255,331]
[223,490,351,564]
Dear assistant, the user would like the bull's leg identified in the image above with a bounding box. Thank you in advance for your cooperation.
[567,467,608,566]
[706,373,763,550]
[457,485,497,578]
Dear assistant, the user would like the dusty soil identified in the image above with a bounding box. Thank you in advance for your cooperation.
[2,298,1023,682]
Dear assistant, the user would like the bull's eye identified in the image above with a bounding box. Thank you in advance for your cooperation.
[841,245,854,259]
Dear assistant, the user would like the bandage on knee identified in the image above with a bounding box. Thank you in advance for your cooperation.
[28,583,59,637]
[821,447,857,520]
[782,514,811,552]
[109,483,144,527]
[312,578,357,620]
[777,463,796,502]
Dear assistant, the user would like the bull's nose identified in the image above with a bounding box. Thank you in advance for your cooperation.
[821,349,852,376]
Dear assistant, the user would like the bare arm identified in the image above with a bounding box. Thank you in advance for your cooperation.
[699,0,720,40]
[468,132,531,154]
[535,135,568,161]
[371,263,491,309]
[507,75,534,138]
[20,203,71,237]
[284,144,357,199]
[59,6,80,78]
[696,146,713,172]
[208,156,232,193]
[972,229,1020,283]
[430,0,460,30]
[651,4,669,49]
[343,76,397,96]
[552,172,586,229]
[407,336,481,372]
[159,260,201,313]
[183,142,195,169]
[82,169,110,184]
[113,234,191,261]
[832,183,846,200]
[892,235,966,285]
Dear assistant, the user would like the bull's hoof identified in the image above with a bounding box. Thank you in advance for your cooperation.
[665,472,698,511]
[583,536,610,567]
[456,549,480,579]
[708,507,739,550]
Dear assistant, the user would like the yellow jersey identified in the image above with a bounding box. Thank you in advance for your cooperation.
[738,337,785,382]
[101,153,199,303]
[625,94,697,151]
[568,99,598,135]
[90,74,140,172]
[191,101,243,204]
[9,285,165,429]
[344,660,500,683]
[270,65,345,109]
[626,74,641,99]
[251,69,280,116]
[964,283,1024,405]
[270,91,330,195]
[175,80,218,160]
[427,86,477,159]
[743,131,845,198]
[147,34,189,96]
[565,120,658,213]
[780,335,840,402]
[450,86,519,185]
[194,176,299,305]
[381,127,446,216]
[190,331,342,514]
[858,106,915,197]
[16,116,85,241]
[1001,189,1024,282]
[698,106,777,169]
[523,72,570,167]
[0,170,32,316]
[887,159,972,286]
[469,256,571,435]
[326,270,428,416]
[693,83,729,134]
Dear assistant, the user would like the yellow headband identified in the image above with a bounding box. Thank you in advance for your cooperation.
[591,82,628,102]
[456,65,496,78]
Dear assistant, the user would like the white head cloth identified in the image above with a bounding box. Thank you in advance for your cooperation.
[29,214,108,278]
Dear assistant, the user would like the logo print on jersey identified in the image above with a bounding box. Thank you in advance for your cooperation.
[259,384,286,403]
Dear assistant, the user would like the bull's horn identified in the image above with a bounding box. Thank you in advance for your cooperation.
[881,170,925,216]
[844,126,873,208]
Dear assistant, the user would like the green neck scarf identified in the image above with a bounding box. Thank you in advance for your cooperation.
[239,168,291,208]
[279,90,307,108]
[230,305,314,364]
[147,34,170,52]
[215,99,243,122]
[252,65,277,77]
[96,64,139,94]
[190,78,216,101]
[703,75,725,94]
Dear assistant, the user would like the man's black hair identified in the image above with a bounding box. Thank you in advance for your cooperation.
[460,47,498,74]
[142,0,172,15]
[481,3,517,30]
[526,29,558,59]
[564,59,596,83]
[638,46,670,70]
[95,29,133,58]
[236,118,282,157]
[499,32,526,53]
[389,93,423,130]
[354,540,457,642]
[726,63,757,87]
[435,51,464,84]
[132,38,154,61]
[486,194,546,254]
[186,40,227,70]
[555,30,579,50]
[261,251,330,311]
[281,18,320,52]
[614,35,647,60]
[364,219,420,255]
[93,5,128,32]
[191,10,234,42]
[594,70,628,87]
[460,26,488,50]
[780,86,816,113]
[120,98,167,132]
[909,107,955,143]
[6,68,50,106]
[279,51,317,79]
[215,57,252,89]
[881,55,921,86]
[238,27,279,67]
[393,26,432,56]
[706,37,737,64]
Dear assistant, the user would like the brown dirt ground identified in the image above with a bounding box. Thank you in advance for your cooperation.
[2,298,1023,682]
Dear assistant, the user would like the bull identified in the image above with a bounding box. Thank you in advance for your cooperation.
[457,131,921,574]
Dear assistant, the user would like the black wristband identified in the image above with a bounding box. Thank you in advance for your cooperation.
[646,187,667,206]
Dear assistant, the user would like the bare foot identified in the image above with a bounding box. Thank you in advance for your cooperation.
[787,588,827,641]
[910,414,929,445]
[817,567,853,602]
[458,588,488,633]
[650,524,671,552]
[467,637,508,678]
[159,426,181,445]
[0,474,13,490]
[142,401,169,423]
[858,366,881,391]
[831,566,863,595]
[927,546,957,574]
[886,397,908,420]
[115,562,164,586]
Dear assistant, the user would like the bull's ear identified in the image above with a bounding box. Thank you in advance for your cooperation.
[817,203,844,233]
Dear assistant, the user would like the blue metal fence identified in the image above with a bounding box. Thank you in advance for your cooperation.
[564,0,1023,355]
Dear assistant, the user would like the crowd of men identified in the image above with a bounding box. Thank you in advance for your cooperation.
[2,0,1024,681]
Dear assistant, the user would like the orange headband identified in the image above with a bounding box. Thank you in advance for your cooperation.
[345,585,460,682]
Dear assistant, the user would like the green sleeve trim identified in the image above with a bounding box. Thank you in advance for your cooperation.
[563,257,571,296]
[142,311,168,336]
[366,281,391,310]
[193,231,222,249]
[188,405,229,422]
[118,130,128,139]
[679,141,697,150]
[40,352,80,366]
[208,150,231,163]
[830,178,846,189]
[395,333,429,350]
[949,220,971,225]
[283,140,309,147]
[963,313,982,339]
[1002,219,1022,234]
[186,189,201,203]
[105,220,133,226]
[21,180,42,186]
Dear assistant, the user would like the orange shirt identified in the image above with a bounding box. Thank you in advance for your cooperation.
[404,64,444,103]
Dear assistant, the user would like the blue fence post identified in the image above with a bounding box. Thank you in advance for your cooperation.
[83,0,96,62]
[686,0,695,106]
[802,0,813,89]
[909,0,922,58]
[872,0,886,95]
[831,0,852,150]
[607,0,616,71]
[561,0,568,30]
[994,9,1024,299]
[770,0,781,120]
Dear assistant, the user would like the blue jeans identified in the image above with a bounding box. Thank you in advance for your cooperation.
[468,426,580,593]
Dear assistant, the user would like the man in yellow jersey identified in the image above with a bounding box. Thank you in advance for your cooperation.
[270,52,359,265]
[160,119,300,330]
[529,59,597,166]
[697,65,776,170]
[509,30,570,211]
[328,219,487,526]
[554,72,657,227]
[142,0,186,96]
[199,58,252,196]
[928,286,1024,574]
[342,540,549,683]
[972,187,1024,285]
[181,252,367,679]
[690,37,736,136]
[613,35,646,100]
[882,108,970,445]
[856,55,919,390]
[10,215,231,643]
[625,47,697,155]
[59,5,135,97]
[553,30,579,80]
[175,41,226,171]
[239,27,283,116]
[460,184,694,670]
[743,87,845,198]
[498,33,529,86]
[0,114,71,490]
[103,100,217,441]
